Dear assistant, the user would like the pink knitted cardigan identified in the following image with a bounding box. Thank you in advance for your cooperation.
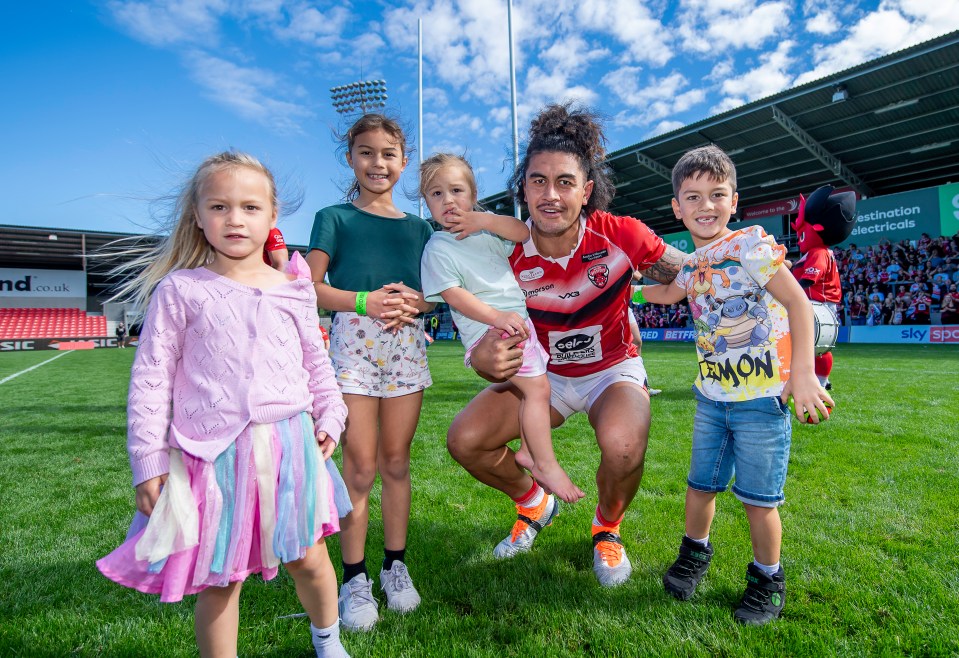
[126,253,346,486]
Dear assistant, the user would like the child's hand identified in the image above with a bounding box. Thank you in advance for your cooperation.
[781,374,834,424]
[492,311,529,338]
[368,286,420,327]
[317,432,336,460]
[447,209,488,240]
[135,474,168,517]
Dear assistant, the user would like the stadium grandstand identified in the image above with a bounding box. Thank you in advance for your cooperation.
[3,31,957,351]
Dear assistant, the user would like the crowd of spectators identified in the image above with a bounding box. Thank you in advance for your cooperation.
[834,233,959,326]
[633,232,959,328]
[631,302,690,329]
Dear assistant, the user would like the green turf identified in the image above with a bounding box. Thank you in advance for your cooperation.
[1,343,957,656]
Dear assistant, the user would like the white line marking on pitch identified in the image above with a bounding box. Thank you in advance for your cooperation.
[0,351,74,385]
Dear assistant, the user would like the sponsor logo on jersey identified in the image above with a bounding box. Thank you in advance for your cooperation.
[582,249,608,262]
[548,325,602,365]
[519,267,544,282]
[559,291,580,299]
[587,264,609,288]
[523,283,555,299]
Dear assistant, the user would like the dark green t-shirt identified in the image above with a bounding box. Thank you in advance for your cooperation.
[308,203,433,292]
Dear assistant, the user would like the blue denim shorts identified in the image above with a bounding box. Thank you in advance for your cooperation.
[687,387,792,508]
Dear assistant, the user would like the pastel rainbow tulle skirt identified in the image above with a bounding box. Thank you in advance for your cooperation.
[97,412,351,603]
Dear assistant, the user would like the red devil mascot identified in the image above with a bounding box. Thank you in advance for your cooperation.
[791,185,857,390]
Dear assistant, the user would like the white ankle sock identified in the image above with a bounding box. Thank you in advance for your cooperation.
[311,620,349,658]
[522,485,545,508]
[753,560,780,576]
[686,535,709,547]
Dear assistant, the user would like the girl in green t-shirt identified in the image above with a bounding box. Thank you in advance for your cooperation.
[306,114,433,632]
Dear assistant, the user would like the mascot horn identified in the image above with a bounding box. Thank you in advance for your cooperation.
[791,185,857,389]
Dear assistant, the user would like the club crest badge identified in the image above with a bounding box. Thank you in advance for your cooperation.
[587,263,609,288]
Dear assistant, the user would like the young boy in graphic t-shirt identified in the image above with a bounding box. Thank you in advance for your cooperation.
[639,145,833,625]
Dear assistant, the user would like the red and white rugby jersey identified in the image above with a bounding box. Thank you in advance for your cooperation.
[509,210,666,377]
[792,246,841,304]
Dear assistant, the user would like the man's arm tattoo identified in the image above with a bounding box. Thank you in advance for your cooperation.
[643,245,687,284]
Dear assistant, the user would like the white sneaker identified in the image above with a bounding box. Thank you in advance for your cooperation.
[379,561,421,613]
[493,493,559,559]
[648,388,662,396]
[337,574,378,631]
[592,531,633,587]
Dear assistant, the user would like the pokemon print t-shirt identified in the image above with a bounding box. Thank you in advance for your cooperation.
[675,226,791,402]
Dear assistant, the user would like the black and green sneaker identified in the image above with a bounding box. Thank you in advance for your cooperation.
[662,536,713,600]
[734,563,785,625]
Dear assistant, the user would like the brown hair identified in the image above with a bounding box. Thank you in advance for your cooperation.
[341,113,409,201]
[671,144,737,197]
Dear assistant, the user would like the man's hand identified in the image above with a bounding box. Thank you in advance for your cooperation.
[469,329,526,382]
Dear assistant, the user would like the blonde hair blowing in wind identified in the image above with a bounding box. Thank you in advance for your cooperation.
[110,151,280,312]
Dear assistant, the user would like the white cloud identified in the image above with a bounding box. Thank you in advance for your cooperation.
[571,0,672,66]
[274,5,351,46]
[806,10,840,34]
[108,0,228,46]
[601,67,706,127]
[795,0,959,84]
[650,119,685,136]
[540,35,610,70]
[711,96,747,114]
[677,0,791,53]
[187,51,312,133]
[719,39,795,102]
[708,59,735,80]
[383,1,512,104]
[423,87,449,108]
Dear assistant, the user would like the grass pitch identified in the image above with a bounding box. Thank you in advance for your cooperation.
[0,342,957,656]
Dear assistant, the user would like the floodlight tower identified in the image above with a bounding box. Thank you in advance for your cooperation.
[330,79,388,116]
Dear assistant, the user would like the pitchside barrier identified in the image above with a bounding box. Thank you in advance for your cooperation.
[847,325,959,345]
[0,336,127,351]
[637,326,958,345]
[4,328,956,352]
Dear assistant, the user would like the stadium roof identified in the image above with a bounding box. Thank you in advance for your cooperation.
[0,225,140,271]
[481,30,959,236]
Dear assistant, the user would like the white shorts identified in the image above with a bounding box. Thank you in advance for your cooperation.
[547,357,649,419]
[329,313,432,398]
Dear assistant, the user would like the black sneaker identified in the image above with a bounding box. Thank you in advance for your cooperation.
[824,381,832,391]
[734,563,785,625]
[662,536,713,600]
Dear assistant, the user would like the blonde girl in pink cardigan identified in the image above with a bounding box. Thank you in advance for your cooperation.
[97,152,351,658]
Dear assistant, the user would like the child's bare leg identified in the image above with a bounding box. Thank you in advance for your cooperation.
[286,541,339,628]
[744,503,782,565]
[378,391,423,553]
[339,394,380,566]
[195,581,242,658]
[511,374,584,503]
[685,488,717,540]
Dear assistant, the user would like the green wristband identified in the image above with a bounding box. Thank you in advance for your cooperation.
[355,291,368,316]
[631,286,646,305]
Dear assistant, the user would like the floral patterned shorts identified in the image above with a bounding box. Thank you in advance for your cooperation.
[330,312,432,398]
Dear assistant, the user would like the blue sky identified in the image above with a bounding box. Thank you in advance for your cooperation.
[4,1,958,246]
